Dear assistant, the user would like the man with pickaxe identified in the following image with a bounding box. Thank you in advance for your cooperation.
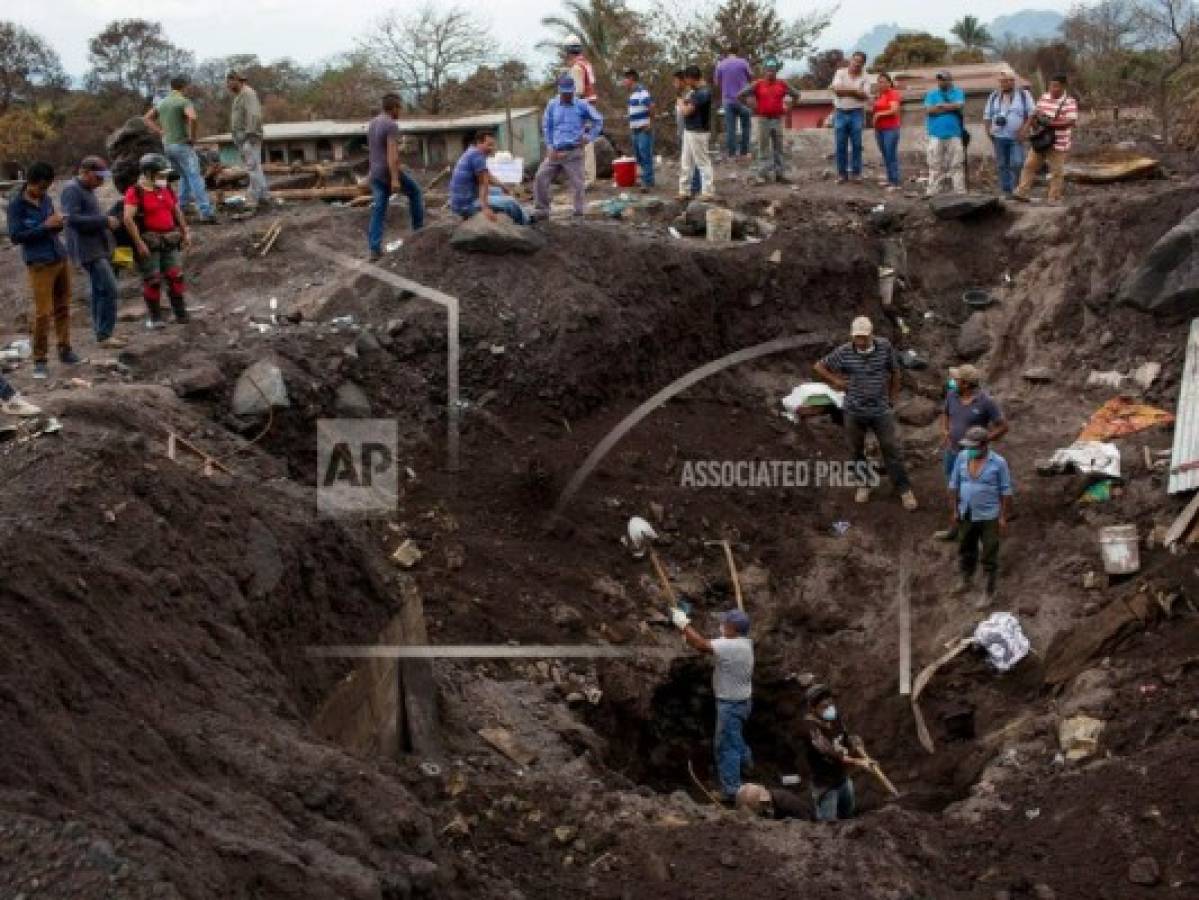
[802,683,897,821]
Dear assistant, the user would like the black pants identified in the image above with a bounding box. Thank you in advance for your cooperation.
[845,411,910,491]
[959,515,1000,578]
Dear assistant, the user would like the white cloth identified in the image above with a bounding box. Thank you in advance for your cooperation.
[1047,441,1121,478]
[781,383,845,421]
[972,613,1030,673]
[711,636,754,701]
[679,130,714,195]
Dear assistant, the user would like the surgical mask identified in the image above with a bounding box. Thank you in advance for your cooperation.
[967,447,985,460]
[154,178,168,189]
[946,378,958,393]
[821,705,837,722]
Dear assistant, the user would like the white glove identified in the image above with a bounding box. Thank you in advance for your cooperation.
[670,607,690,630]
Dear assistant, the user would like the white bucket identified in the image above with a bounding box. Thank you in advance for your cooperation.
[879,266,896,307]
[706,207,734,242]
[1098,524,1140,575]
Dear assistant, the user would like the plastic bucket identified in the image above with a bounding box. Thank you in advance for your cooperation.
[1098,524,1140,575]
[612,157,637,188]
[706,207,734,242]
[879,266,896,307]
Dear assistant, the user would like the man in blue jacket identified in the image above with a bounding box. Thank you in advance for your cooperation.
[6,162,80,379]
[533,74,603,219]
[61,157,125,348]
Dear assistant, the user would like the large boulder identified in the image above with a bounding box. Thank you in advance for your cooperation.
[956,314,992,360]
[592,135,617,179]
[232,360,290,416]
[1117,205,1199,317]
[450,214,546,255]
[929,193,1003,221]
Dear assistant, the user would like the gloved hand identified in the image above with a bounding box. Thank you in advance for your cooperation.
[670,607,690,630]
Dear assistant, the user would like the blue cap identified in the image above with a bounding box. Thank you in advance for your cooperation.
[721,609,750,635]
[557,74,576,93]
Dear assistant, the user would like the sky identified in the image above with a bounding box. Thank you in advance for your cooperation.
[11,0,1075,78]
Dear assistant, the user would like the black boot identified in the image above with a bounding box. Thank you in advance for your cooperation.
[145,299,164,330]
[984,570,998,600]
[169,295,189,324]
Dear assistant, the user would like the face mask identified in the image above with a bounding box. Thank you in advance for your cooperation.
[946,378,958,393]
[154,178,168,189]
[821,705,837,722]
[968,448,985,460]
[854,342,874,355]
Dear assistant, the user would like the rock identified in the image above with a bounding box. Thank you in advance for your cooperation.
[86,839,120,873]
[928,193,1003,220]
[355,329,383,355]
[391,540,423,568]
[718,851,739,869]
[592,135,617,179]
[957,315,992,360]
[1023,366,1055,383]
[1099,330,1115,348]
[1117,206,1199,316]
[590,576,627,601]
[450,214,546,255]
[1127,856,1161,886]
[173,362,226,398]
[896,395,939,427]
[1032,884,1056,899]
[385,318,406,336]
[231,360,289,416]
[551,603,584,630]
[1058,714,1104,760]
[335,381,372,418]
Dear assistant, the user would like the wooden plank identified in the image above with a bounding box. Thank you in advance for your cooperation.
[1164,489,1199,547]
[479,727,538,767]
[397,577,442,759]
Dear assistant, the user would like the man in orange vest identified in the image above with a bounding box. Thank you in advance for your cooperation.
[564,35,600,187]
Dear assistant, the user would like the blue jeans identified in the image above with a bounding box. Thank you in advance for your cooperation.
[714,698,752,799]
[0,375,14,402]
[812,778,856,822]
[83,257,119,340]
[461,187,528,226]
[631,128,654,186]
[164,143,213,218]
[723,101,751,157]
[368,173,425,254]
[834,108,864,177]
[992,136,1025,195]
[876,128,901,186]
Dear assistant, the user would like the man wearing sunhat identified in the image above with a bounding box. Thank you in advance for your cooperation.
[61,156,125,348]
[949,425,1013,603]
[814,315,918,511]
[924,69,967,196]
[671,604,754,802]
[533,74,603,219]
[738,57,798,184]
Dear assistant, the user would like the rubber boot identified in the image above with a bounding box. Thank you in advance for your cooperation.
[169,294,189,324]
[984,570,998,601]
[145,299,164,330]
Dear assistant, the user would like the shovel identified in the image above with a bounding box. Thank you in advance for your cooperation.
[628,516,678,606]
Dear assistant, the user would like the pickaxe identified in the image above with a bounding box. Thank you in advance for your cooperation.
[703,539,744,611]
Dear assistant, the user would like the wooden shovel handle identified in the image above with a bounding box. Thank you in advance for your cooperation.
[648,548,678,606]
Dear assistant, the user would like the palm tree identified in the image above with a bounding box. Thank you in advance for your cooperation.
[951,15,994,52]
[537,0,641,89]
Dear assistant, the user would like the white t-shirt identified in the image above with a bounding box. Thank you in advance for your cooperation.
[831,69,870,110]
[711,637,754,701]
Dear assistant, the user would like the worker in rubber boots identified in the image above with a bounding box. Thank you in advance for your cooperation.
[671,606,753,803]
[949,425,1013,604]
[802,684,869,822]
[123,153,191,329]
[937,364,1007,540]
[814,316,918,510]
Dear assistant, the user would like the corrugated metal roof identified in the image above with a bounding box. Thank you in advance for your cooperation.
[200,108,538,144]
[1168,317,1199,494]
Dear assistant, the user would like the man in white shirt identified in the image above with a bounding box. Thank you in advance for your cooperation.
[672,606,754,802]
[829,52,870,183]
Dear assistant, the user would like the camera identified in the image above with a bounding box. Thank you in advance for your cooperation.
[994,115,1007,127]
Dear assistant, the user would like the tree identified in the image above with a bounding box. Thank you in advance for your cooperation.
[873,33,950,71]
[358,4,492,113]
[951,15,994,51]
[801,48,845,88]
[0,21,67,115]
[440,60,535,112]
[539,0,657,94]
[708,0,832,65]
[1132,0,1199,143]
[304,54,396,119]
[86,19,194,101]
[0,106,56,168]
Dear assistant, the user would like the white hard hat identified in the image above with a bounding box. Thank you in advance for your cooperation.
[564,34,583,49]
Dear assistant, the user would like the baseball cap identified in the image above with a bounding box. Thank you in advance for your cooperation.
[764,57,781,70]
[721,609,750,635]
[79,156,110,177]
[949,364,981,384]
[556,73,576,93]
[936,70,953,80]
[960,425,990,447]
[851,316,873,337]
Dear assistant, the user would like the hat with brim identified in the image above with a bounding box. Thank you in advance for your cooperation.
[556,74,576,93]
[80,156,111,178]
[959,425,989,448]
[851,316,873,337]
[949,364,981,385]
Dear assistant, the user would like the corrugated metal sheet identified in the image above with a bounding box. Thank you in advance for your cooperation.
[200,108,538,145]
[1168,317,1199,494]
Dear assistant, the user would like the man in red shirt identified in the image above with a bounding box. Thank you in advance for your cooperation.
[738,58,798,184]
[122,153,192,328]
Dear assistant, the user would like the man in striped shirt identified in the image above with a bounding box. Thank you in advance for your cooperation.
[623,70,655,189]
[814,316,918,511]
[1013,74,1078,205]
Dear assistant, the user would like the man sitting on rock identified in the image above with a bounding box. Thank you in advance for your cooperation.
[450,130,528,226]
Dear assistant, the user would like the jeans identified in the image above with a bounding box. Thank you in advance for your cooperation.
[959,514,1001,580]
[26,259,72,362]
[812,778,856,822]
[991,136,1025,195]
[237,139,271,206]
[680,131,714,196]
[845,410,911,491]
[534,147,587,214]
[83,257,119,340]
[461,187,528,225]
[369,173,425,254]
[631,128,655,187]
[723,101,751,157]
[714,698,753,799]
[0,375,13,402]
[876,128,901,186]
[753,117,786,180]
[833,108,864,177]
[164,143,214,217]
